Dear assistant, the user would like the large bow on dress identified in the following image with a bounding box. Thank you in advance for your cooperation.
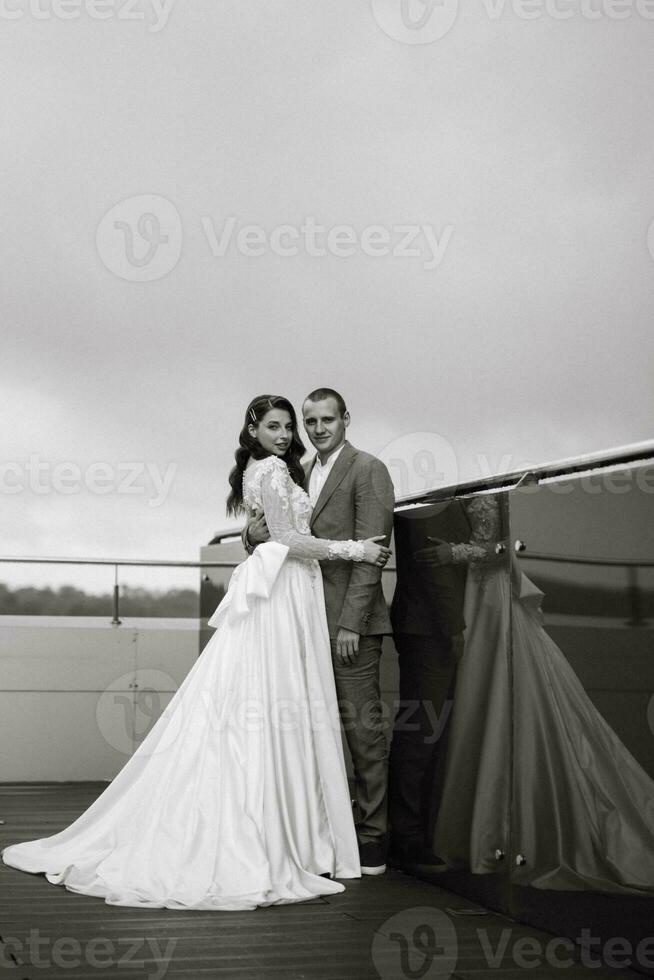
[207,541,289,629]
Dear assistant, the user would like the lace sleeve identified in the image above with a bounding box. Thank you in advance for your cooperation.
[451,495,502,565]
[259,458,365,562]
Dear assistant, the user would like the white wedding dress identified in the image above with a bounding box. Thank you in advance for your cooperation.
[2,456,362,910]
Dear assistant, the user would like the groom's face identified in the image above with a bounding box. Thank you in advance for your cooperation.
[302,397,349,457]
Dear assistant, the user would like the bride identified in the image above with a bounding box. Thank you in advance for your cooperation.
[1,394,390,911]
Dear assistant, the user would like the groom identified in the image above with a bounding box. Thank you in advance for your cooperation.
[244,387,395,875]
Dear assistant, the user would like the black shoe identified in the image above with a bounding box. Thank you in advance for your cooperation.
[358,840,387,876]
[388,839,448,873]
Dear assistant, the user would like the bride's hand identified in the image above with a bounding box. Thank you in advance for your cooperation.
[413,536,453,566]
[361,536,391,567]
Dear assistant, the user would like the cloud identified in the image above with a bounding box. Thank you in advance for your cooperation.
[1,1,652,588]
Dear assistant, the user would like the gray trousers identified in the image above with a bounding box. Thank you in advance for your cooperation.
[330,634,388,845]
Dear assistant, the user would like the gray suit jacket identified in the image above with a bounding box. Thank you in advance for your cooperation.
[304,441,395,639]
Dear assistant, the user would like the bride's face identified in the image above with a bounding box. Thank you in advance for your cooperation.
[249,408,294,457]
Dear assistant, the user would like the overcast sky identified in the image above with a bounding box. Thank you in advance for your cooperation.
[2,0,653,590]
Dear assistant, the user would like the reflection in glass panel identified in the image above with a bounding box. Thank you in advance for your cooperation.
[509,464,654,896]
[389,492,512,876]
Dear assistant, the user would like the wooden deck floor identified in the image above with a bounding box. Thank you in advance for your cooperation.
[0,784,644,980]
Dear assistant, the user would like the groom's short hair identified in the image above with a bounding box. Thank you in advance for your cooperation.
[304,388,347,417]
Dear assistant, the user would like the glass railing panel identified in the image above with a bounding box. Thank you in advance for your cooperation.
[0,561,215,620]
[390,491,513,911]
[507,462,654,958]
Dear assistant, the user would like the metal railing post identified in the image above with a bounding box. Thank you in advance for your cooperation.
[111,564,121,627]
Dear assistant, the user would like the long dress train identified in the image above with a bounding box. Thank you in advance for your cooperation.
[431,494,654,895]
[2,456,362,910]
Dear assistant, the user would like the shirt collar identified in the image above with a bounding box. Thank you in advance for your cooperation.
[314,442,346,471]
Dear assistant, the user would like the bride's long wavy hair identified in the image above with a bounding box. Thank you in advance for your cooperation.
[226,395,306,516]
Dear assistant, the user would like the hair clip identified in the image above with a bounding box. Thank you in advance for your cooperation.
[249,408,258,424]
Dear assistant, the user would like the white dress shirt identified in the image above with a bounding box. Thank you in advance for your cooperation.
[308,443,346,506]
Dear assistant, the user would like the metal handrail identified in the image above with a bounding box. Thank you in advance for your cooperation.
[0,556,240,627]
[519,553,654,568]
[0,555,394,626]
[395,439,654,507]
[517,552,652,627]
[0,557,238,568]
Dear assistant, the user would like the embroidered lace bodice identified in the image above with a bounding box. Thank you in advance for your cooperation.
[450,494,503,564]
[243,456,365,562]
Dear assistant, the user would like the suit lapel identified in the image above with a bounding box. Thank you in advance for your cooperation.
[310,441,356,527]
[303,457,315,493]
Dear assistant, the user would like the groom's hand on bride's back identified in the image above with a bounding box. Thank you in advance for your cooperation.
[246,512,271,550]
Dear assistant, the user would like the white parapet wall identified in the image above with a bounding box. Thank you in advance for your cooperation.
[0,616,199,782]
[0,613,400,785]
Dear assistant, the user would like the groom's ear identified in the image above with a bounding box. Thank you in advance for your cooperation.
[343,411,350,428]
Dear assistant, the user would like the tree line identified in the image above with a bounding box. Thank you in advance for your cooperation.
[0,582,201,617]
